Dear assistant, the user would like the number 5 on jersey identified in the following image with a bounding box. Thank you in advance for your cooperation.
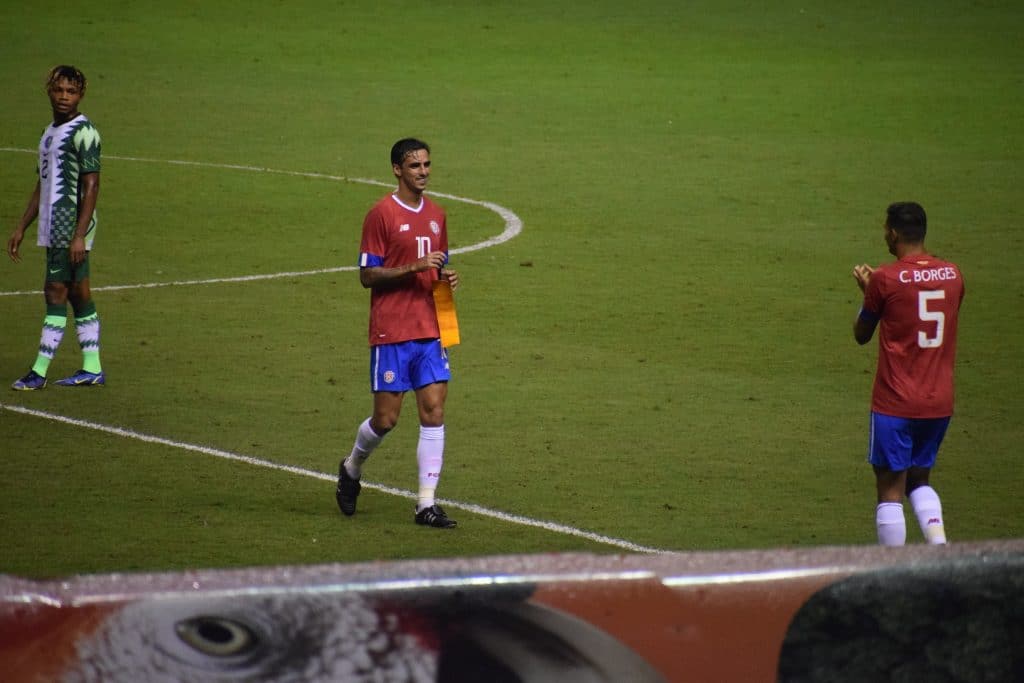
[918,290,945,348]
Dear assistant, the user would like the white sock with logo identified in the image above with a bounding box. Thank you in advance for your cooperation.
[909,486,946,544]
[416,425,444,512]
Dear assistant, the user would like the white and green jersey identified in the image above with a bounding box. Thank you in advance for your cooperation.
[36,114,101,249]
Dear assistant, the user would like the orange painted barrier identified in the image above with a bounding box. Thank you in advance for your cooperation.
[2,540,1021,681]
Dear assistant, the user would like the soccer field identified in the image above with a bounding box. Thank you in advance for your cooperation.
[1,1,1022,578]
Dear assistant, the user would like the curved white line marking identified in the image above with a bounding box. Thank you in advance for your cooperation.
[0,402,665,555]
[0,152,622,552]
[0,148,523,297]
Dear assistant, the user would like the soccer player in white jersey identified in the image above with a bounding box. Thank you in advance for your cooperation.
[8,65,105,390]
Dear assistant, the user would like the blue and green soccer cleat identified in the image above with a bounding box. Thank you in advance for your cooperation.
[11,370,47,391]
[54,369,106,387]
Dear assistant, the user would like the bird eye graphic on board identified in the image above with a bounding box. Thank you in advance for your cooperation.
[59,588,665,682]
[62,594,440,682]
[174,615,259,658]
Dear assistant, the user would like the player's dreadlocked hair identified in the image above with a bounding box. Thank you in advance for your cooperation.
[46,65,87,93]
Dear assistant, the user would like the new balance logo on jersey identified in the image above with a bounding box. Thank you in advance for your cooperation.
[399,224,410,232]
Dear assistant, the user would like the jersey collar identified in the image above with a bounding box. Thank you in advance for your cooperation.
[390,193,424,213]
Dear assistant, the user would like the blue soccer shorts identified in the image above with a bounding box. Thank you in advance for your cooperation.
[867,411,951,471]
[370,339,450,392]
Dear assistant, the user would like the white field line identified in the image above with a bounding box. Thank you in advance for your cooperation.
[0,148,523,297]
[0,403,665,555]
[0,151,657,554]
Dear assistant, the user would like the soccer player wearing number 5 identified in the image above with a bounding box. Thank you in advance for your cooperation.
[8,66,105,390]
[853,202,964,546]
[335,138,460,528]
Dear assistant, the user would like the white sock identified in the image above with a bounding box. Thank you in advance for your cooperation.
[343,418,383,479]
[909,486,946,544]
[416,425,444,512]
[876,502,906,546]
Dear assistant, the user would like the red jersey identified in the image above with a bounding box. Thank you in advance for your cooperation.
[359,193,448,346]
[861,253,964,418]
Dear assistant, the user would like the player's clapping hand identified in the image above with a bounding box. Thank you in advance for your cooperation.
[442,268,459,291]
[852,263,874,292]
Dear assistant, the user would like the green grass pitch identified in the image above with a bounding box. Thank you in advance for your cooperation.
[1,1,1022,578]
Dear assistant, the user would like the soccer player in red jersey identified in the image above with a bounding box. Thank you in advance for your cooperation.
[336,138,460,528]
[853,202,964,545]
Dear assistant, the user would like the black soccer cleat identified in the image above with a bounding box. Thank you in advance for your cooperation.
[335,464,361,516]
[414,504,457,529]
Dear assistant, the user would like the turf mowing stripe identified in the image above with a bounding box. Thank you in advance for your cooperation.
[0,148,523,297]
[0,402,664,554]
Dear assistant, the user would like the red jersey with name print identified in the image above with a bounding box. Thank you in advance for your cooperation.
[861,253,964,418]
[359,193,448,346]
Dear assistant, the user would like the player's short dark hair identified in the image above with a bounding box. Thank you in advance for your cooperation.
[391,138,430,166]
[46,65,87,93]
[886,202,927,242]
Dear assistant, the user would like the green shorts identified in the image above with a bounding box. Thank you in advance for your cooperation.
[45,247,91,283]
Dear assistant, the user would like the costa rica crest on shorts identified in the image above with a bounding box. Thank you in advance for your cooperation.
[383,370,396,384]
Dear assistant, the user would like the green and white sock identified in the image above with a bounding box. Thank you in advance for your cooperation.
[30,305,68,377]
[73,301,102,373]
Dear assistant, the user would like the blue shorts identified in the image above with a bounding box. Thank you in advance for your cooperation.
[867,412,950,471]
[370,339,450,392]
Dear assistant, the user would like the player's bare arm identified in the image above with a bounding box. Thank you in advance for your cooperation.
[69,172,100,265]
[359,250,447,289]
[7,181,41,263]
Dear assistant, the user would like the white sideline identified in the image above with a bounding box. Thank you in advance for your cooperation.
[0,151,662,555]
[0,403,665,555]
[0,148,523,297]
